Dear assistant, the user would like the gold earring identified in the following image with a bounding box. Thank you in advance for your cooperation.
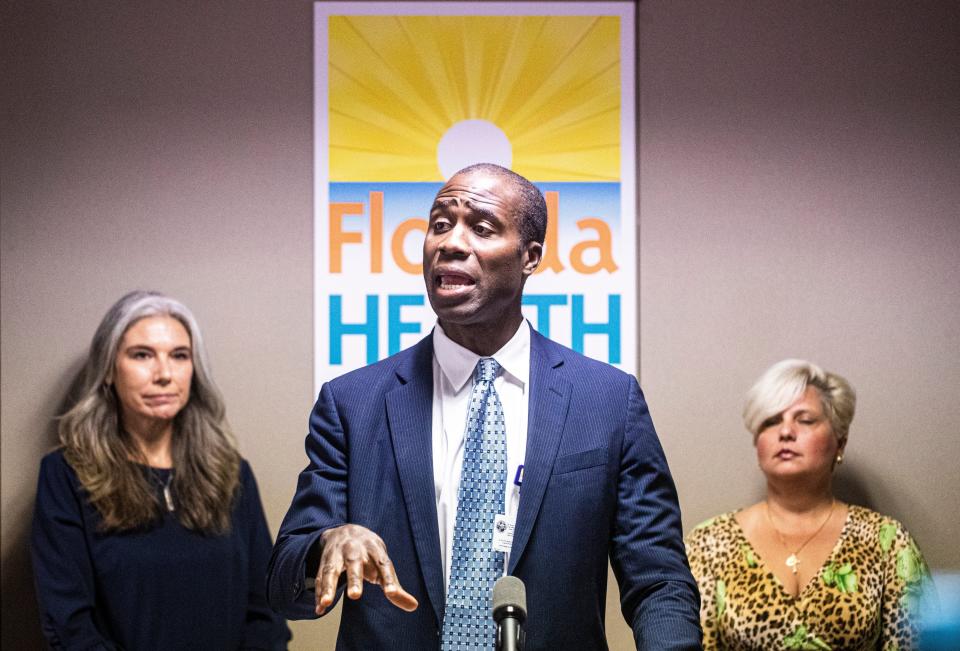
[835,453,844,465]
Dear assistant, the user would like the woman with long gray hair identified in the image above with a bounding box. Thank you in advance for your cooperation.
[31,290,289,649]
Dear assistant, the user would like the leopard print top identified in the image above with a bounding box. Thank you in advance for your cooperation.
[685,505,931,650]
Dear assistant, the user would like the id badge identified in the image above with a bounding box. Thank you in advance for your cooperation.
[492,513,515,553]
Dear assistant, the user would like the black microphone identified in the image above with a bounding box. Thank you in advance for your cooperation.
[492,575,526,651]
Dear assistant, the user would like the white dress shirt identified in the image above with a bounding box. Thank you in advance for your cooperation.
[431,320,530,592]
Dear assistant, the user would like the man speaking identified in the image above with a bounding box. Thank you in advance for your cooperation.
[267,164,701,650]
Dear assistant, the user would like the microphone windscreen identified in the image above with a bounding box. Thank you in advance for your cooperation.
[492,575,527,617]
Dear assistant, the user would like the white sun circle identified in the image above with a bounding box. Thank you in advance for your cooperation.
[437,120,513,179]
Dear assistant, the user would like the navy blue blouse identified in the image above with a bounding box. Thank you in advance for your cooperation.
[31,450,290,650]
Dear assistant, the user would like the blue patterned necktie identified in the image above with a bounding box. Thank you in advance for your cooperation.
[441,357,507,651]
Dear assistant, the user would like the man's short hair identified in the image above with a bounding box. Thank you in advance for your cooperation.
[454,163,547,247]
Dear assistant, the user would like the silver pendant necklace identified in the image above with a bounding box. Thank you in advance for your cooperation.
[151,469,175,512]
[162,474,175,512]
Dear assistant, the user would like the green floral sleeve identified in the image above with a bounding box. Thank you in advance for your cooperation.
[685,525,720,651]
[879,520,934,649]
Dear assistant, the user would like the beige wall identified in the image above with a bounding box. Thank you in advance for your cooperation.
[2,1,957,648]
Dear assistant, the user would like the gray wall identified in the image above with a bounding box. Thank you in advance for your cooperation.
[3,1,957,648]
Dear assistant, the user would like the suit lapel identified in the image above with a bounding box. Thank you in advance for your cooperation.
[509,330,571,572]
[385,335,446,627]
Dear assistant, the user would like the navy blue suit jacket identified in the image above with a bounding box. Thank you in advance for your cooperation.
[267,329,701,650]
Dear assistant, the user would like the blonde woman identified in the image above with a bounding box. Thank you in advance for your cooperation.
[31,291,289,650]
[686,359,931,650]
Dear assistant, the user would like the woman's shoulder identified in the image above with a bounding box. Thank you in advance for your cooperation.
[685,511,747,573]
[844,504,920,553]
[35,448,90,510]
[238,457,265,484]
[38,447,78,482]
[846,504,909,534]
[686,511,739,544]
[40,446,67,465]
[229,458,271,529]
[234,457,264,499]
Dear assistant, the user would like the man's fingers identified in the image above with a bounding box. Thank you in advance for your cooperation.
[376,557,418,612]
[374,556,400,591]
[345,556,365,600]
[383,582,419,612]
[315,557,344,615]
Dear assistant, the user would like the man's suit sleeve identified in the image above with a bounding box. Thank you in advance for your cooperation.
[267,381,349,619]
[610,377,702,650]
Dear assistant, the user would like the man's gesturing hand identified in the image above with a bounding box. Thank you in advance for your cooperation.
[315,524,419,616]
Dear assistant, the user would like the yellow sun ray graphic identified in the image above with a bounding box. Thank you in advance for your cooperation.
[328,15,621,182]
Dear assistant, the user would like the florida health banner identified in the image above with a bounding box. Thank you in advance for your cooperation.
[314,2,636,392]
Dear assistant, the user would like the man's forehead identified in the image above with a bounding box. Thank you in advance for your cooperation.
[432,172,516,211]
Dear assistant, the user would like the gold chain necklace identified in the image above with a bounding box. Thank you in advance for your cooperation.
[765,500,835,574]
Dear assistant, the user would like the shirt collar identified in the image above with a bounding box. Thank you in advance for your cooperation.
[433,320,530,392]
